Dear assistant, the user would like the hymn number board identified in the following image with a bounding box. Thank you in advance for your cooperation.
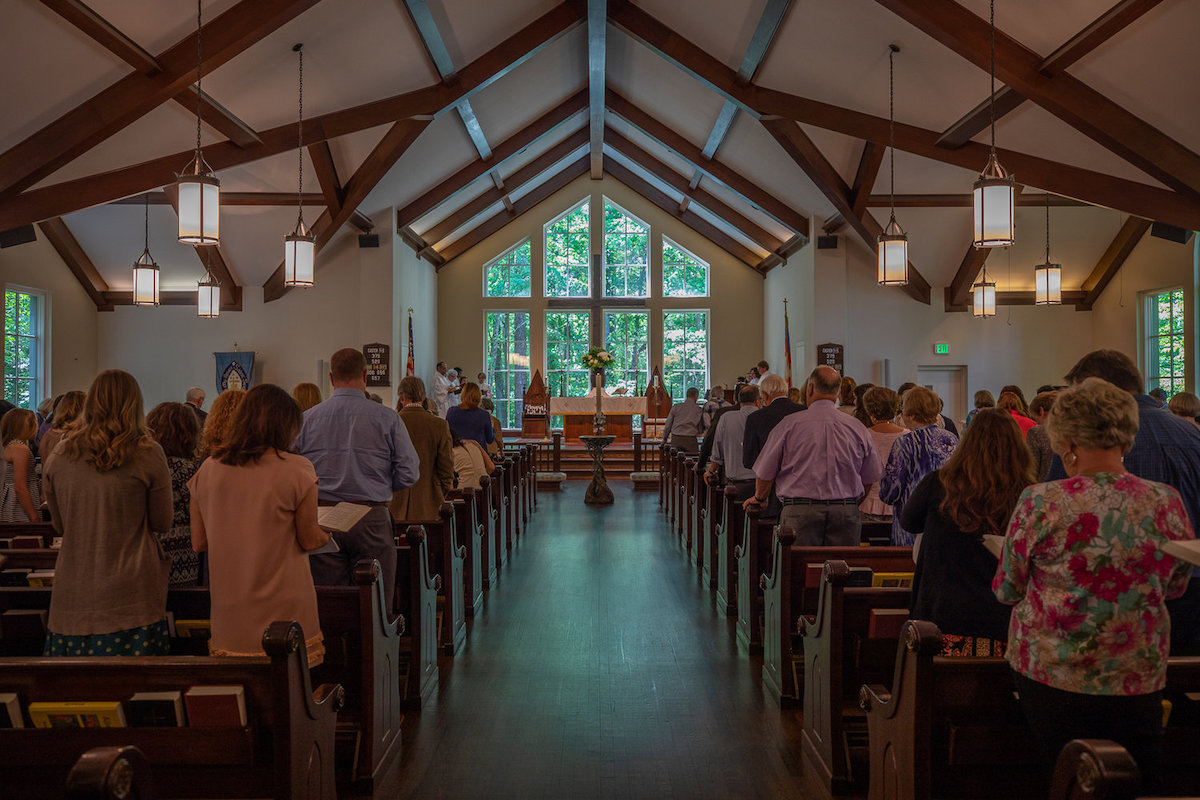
[364,343,390,387]
[816,343,844,376]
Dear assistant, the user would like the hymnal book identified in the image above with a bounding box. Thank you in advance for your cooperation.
[0,538,12,550]
[0,568,32,587]
[29,701,126,728]
[317,502,371,533]
[127,691,185,727]
[847,566,874,587]
[871,572,913,588]
[185,685,247,727]
[0,693,24,728]
[173,619,212,639]
[26,570,54,587]
[1162,539,1200,568]
[11,535,43,549]
[981,535,1005,559]
[51,537,63,550]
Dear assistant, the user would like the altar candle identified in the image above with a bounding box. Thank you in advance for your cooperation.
[595,373,602,413]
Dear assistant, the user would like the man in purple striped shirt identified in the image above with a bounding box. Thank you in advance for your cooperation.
[747,366,882,547]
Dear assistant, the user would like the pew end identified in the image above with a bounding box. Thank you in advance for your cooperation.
[1048,740,1143,800]
[65,745,154,800]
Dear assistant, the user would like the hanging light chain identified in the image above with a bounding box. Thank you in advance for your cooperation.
[296,43,305,226]
[143,191,149,249]
[989,0,997,154]
[1045,192,1051,262]
[889,44,898,219]
[195,0,203,155]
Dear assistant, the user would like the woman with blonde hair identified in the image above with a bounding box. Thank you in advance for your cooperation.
[994,378,1195,790]
[199,389,246,460]
[1,409,41,522]
[38,390,85,468]
[859,387,907,524]
[880,386,958,545]
[291,382,323,412]
[146,402,201,586]
[904,409,1032,656]
[446,382,495,450]
[1168,391,1200,428]
[43,370,173,656]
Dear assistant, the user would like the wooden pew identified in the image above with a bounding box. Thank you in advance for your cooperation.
[488,463,509,570]
[394,526,439,709]
[674,451,690,541]
[0,621,342,800]
[658,444,670,508]
[859,638,1200,800]
[525,442,539,512]
[760,529,914,708]
[0,561,405,792]
[472,476,499,589]
[0,522,57,548]
[447,492,484,620]
[683,455,699,555]
[394,503,465,657]
[1048,740,1143,800]
[700,476,720,588]
[799,560,911,798]
[715,486,745,616]
[735,507,775,653]
[66,745,154,800]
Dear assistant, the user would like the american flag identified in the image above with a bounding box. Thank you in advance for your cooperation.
[784,300,793,388]
[405,310,416,377]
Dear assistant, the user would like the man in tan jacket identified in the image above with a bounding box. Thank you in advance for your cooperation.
[390,376,454,520]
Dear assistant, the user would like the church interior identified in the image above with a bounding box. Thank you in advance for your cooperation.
[2,0,1200,798]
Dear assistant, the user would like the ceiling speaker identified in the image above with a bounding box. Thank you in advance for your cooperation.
[358,233,380,248]
[1150,222,1194,245]
[817,235,839,250]
[0,225,36,248]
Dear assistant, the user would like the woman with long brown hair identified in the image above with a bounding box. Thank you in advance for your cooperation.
[188,384,328,666]
[902,408,1032,656]
[1,409,41,522]
[291,382,323,413]
[43,370,173,656]
[38,390,85,468]
[198,388,246,460]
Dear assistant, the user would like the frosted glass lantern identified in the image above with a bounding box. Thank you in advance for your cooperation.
[197,271,221,318]
[132,251,159,306]
[1034,261,1062,306]
[972,274,997,318]
[284,222,315,287]
[972,152,1015,248]
[177,154,220,245]
[877,215,909,285]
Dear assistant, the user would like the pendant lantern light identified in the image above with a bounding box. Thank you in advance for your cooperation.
[283,43,315,288]
[197,267,220,318]
[132,193,160,306]
[972,0,1015,248]
[972,267,997,318]
[1034,192,1062,305]
[177,0,220,245]
[877,44,909,286]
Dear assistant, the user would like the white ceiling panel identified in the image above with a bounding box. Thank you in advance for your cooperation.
[955,0,1118,60]
[329,125,393,186]
[359,112,480,217]
[89,0,242,56]
[631,0,767,72]
[429,0,563,68]
[716,113,824,220]
[63,204,205,290]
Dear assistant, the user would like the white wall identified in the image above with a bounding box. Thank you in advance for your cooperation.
[809,235,1096,400]
[0,229,99,402]
[391,214,439,395]
[763,229,815,383]
[96,230,401,408]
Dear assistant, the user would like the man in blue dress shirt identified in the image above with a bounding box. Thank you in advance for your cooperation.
[297,348,419,600]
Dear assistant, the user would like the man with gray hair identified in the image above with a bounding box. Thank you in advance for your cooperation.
[184,387,207,424]
[740,373,804,519]
[747,366,881,547]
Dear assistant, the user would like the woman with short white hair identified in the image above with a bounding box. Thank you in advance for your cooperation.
[993,377,1195,791]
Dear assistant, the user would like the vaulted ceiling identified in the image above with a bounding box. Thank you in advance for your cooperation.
[2,0,1196,311]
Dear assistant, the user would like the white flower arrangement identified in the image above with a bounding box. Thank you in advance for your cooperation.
[581,346,616,370]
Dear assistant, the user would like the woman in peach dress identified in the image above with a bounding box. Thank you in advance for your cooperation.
[188,384,329,666]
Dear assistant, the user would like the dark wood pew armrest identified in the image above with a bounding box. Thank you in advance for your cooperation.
[65,745,153,800]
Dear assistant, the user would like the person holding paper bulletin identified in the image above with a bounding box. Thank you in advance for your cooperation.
[993,378,1195,791]
[297,348,419,602]
[188,384,328,667]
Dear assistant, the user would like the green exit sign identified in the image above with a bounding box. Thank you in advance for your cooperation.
[933,343,950,355]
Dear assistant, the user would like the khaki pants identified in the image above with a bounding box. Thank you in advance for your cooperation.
[779,503,861,547]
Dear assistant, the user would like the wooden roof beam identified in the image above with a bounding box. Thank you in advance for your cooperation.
[396,89,588,229]
[306,142,372,233]
[762,118,930,303]
[937,0,1165,149]
[608,0,1200,231]
[0,3,585,231]
[36,218,113,311]
[437,156,591,264]
[865,193,1088,208]
[1076,216,1152,311]
[0,0,316,200]
[606,88,809,240]
[604,160,762,270]
[604,127,784,252]
[588,0,607,178]
[873,0,1200,200]
[110,191,325,206]
[263,119,429,301]
[944,290,1088,312]
[423,128,589,245]
[849,142,885,220]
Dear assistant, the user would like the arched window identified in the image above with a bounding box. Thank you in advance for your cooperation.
[662,238,709,297]
[603,200,649,297]
[544,199,590,297]
[483,239,531,297]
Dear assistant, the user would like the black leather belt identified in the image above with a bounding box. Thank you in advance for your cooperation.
[780,497,859,506]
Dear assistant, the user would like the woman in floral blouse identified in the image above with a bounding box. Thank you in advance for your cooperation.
[879,386,958,545]
[993,377,1194,790]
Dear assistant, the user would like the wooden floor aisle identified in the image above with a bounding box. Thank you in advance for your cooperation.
[373,482,808,799]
